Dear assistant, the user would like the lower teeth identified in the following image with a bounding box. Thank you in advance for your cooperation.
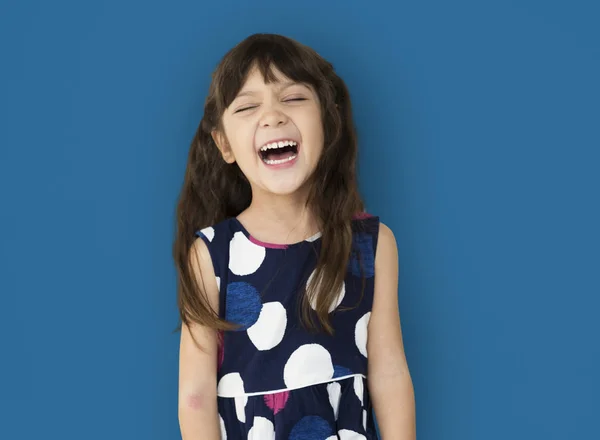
[264,155,296,165]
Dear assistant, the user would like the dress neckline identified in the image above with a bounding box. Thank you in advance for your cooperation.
[231,217,322,250]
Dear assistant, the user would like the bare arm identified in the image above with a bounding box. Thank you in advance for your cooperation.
[178,238,221,440]
[367,222,416,439]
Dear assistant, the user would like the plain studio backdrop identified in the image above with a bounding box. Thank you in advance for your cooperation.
[0,1,598,439]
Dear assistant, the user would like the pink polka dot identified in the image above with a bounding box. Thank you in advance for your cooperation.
[263,391,290,414]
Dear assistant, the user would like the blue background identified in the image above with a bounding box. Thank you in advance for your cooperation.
[1,0,598,438]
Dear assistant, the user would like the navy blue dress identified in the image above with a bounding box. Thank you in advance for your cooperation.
[195,214,381,439]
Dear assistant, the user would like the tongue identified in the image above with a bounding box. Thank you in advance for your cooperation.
[265,149,294,161]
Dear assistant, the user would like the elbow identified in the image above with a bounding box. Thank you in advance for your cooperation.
[178,390,220,439]
[181,392,209,411]
[369,367,414,397]
[179,388,217,414]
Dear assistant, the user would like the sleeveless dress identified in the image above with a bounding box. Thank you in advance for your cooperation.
[195,213,381,440]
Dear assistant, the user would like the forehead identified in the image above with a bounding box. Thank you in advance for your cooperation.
[238,64,295,92]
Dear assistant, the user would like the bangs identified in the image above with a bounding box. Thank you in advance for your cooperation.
[215,34,330,112]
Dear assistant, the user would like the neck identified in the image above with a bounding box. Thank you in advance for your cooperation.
[239,187,320,245]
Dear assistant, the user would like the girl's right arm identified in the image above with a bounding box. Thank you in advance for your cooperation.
[178,238,221,440]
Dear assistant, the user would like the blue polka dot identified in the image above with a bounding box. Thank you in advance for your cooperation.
[225,282,261,330]
[349,233,374,278]
[288,415,333,440]
[333,365,353,378]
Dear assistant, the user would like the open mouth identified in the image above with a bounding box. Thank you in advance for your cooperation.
[258,140,298,165]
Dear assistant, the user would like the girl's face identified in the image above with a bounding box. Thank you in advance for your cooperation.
[213,65,324,198]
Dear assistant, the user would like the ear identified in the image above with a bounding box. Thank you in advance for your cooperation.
[211,129,236,164]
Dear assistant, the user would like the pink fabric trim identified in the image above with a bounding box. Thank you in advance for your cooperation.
[249,235,289,249]
[217,331,224,369]
[352,211,374,220]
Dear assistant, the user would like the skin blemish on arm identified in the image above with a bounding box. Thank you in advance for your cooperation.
[186,393,206,410]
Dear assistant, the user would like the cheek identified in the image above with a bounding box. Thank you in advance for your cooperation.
[304,116,325,152]
[227,125,255,159]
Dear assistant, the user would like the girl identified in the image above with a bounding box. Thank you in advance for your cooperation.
[173,33,415,440]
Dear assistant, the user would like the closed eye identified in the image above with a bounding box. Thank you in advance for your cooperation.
[234,105,258,113]
[233,97,306,113]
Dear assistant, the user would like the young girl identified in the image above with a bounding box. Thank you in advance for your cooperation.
[173,33,415,440]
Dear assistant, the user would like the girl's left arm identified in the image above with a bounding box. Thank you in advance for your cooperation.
[367,222,416,439]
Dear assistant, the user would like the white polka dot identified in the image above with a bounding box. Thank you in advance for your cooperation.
[307,269,345,313]
[247,302,287,351]
[327,381,341,420]
[248,416,275,439]
[219,414,227,440]
[355,312,371,357]
[234,395,247,423]
[362,409,367,431]
[283,344,334,389]
[338,429,367,440]
[353,376,364,405]
[229,231,266,276]
[217,372,245,397]
[200,226,215,242]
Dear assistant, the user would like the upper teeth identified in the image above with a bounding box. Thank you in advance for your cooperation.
[260,140,297,151]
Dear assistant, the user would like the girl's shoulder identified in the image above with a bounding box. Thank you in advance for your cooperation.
[194,217,240,242]
[193,217,241,279]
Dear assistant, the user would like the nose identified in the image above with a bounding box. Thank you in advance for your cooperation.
[259,107,288,128]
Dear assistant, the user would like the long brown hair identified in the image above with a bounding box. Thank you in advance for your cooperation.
[173,33,364,336]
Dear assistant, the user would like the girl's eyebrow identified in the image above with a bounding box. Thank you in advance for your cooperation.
[235,90,259,99]
[235,81,306,99]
